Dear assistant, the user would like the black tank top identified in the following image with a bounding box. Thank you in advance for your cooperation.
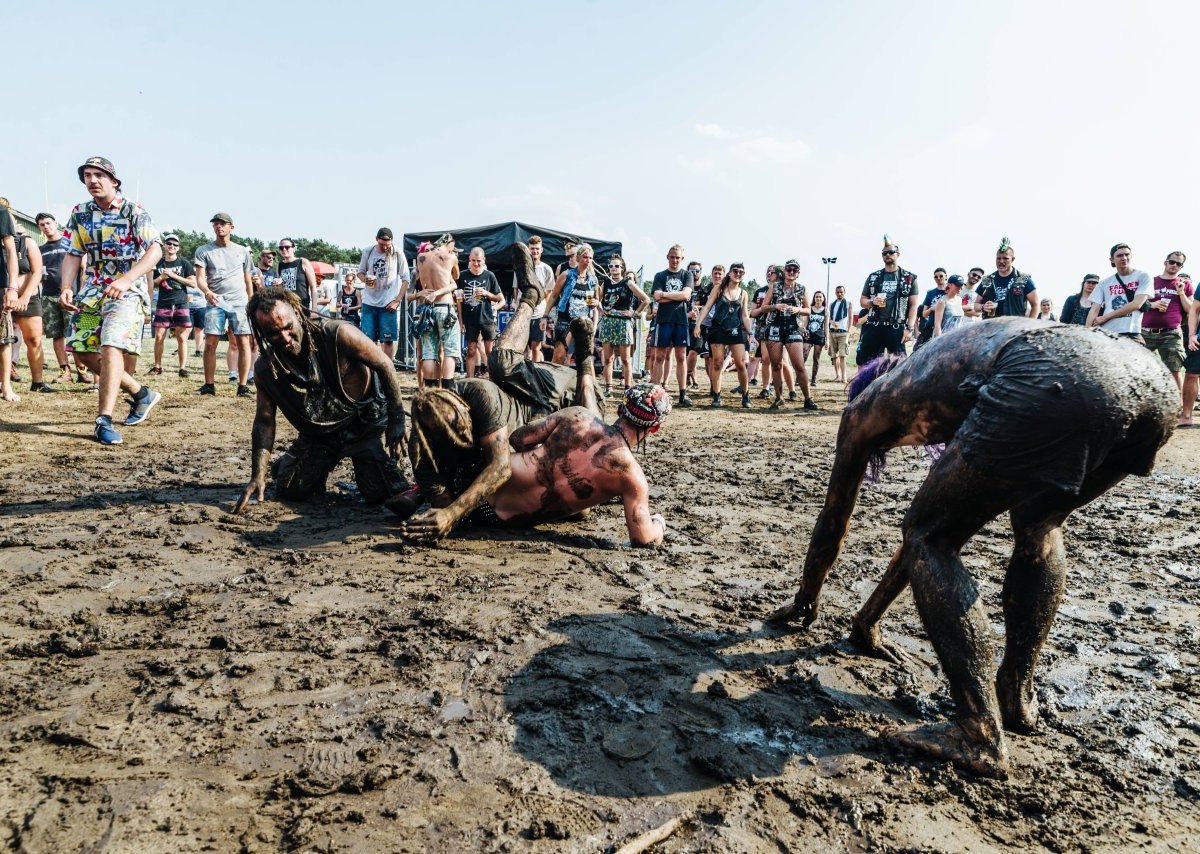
[711,290,743,331]
[277,259,310,308]
[602,278,634,313]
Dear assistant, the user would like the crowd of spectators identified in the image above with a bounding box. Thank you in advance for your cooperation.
[1,163,1196,441]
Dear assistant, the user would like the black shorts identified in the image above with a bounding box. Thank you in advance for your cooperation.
[1185,346,1200,375]
[856,323,907,366]
[707,326,746,347]
[465,322,498,343]
[12,294,43,319]
[957,328,1176,494]
[487,347,578,418]
[273,429,408,505]
[807,332,826,347]
[688,325,711,355]
[553,318,573,346]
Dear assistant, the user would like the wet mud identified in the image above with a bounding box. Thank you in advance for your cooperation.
[1,370,1197,851]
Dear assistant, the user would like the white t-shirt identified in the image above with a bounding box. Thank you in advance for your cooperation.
[532,261,553,320]
[960,285,982,322]
[1086,270,1154,335]
[357,247,410,308]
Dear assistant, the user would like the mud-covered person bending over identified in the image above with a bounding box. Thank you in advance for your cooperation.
[397,242,586,539]
[768,318,1178,778]
[233,287,417,513]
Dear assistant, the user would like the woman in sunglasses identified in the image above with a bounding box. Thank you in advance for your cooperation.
[695,262,754,407]
[804,290,828,386]
[597,255,649,397]
[761,260,817,410]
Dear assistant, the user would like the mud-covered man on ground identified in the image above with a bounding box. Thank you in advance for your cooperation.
[401,243,670,547]
[233,287,417,513]
[769,319,1178,779]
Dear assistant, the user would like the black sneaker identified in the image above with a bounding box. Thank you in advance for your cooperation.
[789,390,798,402]
[30,381,57,393]
[749,378,759,387]
[742,392,752,409]
[710,392,722,408]
[677,394,695,408]
[757,387,772,400]
[236,384,253,398]
[178,368,189,378]
[804,398,819,411]
[198,383,216,396]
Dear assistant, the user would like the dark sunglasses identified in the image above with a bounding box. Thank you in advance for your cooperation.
[1167,258,1184,266]
[882,249,898,256]
[785,265,800,272]
[279,245,295,250]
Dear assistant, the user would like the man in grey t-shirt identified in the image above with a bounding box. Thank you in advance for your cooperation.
[194,212,254,396]
[356,227,410,359]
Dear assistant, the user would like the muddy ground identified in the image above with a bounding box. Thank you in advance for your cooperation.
[1,357,1198,853]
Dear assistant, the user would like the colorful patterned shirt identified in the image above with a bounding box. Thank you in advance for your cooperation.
[62,196,160,304]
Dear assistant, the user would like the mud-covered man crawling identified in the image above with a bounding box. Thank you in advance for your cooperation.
[769,318,1179,778]
[399,243,671,547]
[233,287,417,513]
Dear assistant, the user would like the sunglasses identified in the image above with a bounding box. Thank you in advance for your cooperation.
[730,269,745,274]
[1167,259,1184,266]
[164,242,179,247]
[785,265,800,272]
[882,249,897,256]
[279,245,295,250]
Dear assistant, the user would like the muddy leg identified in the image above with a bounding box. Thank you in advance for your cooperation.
[995,467,1128,733]
[497,242,540,355]
[569,316,601,416]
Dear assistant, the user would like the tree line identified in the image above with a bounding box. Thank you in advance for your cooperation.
[169,230,363,265]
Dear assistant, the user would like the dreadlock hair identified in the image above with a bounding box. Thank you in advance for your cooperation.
[247,286,322,378]
[846,353,906,483]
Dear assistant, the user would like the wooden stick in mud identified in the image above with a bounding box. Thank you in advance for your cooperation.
[614,814,687,854]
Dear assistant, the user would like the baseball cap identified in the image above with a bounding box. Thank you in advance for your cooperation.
[947,274,964,286]
[210,212,234,224]
[377,227,393,240]
[784,258,800,268]
[77,156,121,189]
[162,233,179,244]
[1083,273,1100,282]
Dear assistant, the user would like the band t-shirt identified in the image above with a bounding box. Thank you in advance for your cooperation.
[753,285,770,335]
[1086,270,1154,335]
[153,257,195,308]
[276,258,310,309]
[652,268,692,325]
[39,236,67,297]
[918,287,945,336]
[861,270,916,326]
[194,242,253,307]
[691,281,713,326]
[979,272,1036,318]
[460,269,502,326]
[1141,276,1194,330]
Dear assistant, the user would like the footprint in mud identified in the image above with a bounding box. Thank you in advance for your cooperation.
[504,613,890,797]
[14,778,115,851]
[284,743,391,797]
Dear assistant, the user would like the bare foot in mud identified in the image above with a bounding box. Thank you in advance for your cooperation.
[887,721,1009,779]
[849,618,914,667]
[996,670,1040,734]
[1,389,19,403]
[766,595,819,629]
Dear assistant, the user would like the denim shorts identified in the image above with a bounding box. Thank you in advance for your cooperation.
[203,303,251,337]
[419,305,460,362]
[360,303,399,342]
[190,306,206,329]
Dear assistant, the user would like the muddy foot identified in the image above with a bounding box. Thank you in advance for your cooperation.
[849,619,912,667]
[996,670,1040,734]
[766,594,819,629]
[569,316,595,354]
[513,242,543,308]
[887,721,1009,779]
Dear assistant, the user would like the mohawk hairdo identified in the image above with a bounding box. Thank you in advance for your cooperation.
[997,236,1013,253]
[433,233,455,248]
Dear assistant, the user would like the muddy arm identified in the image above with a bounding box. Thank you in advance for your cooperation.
[509,411,562,453]
[769,410,876,627]
[337,323,407,457]
[235,391,278,513]
[401,428,511,543]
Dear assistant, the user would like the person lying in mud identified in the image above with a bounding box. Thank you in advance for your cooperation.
[233,287,418,514]
[400,242,671,546]
[768,318,1178,778]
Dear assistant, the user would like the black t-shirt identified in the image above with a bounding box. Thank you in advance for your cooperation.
[154,257,195,307]
[861,269,917,326]
[460,270,501,326]
[979,271,1035,318]
[452,378,529,440]
[691,281,712,324]
[602,278,634,313]
[39,237,67,297]
[918,287,945,336]
[0,209,15,291]
[652,268,692,325]
[338,288,360,320]
[277,259,310,308]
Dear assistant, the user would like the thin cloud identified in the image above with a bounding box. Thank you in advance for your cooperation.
[730,135,812,164]
[694,122,726,138]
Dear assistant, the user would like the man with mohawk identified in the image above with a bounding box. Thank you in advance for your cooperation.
[975,237,1038,319]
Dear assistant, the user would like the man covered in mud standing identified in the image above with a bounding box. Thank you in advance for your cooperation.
[401,243,670,547]
[769,319,1178,778]
[233,287,418,514]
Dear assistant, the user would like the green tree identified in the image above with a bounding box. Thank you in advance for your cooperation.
[172,228,360,265]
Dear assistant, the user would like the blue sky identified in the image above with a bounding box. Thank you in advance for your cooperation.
[7,0,1198,307]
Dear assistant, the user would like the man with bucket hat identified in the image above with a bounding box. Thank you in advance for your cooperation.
[59,156,163,445]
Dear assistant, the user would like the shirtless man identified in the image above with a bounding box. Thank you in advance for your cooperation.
[401,243,670,546]
[408,234,460,388]
[233,287,418,514]
[769,319,1178,778]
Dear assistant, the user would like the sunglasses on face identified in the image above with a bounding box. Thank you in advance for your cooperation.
[1167,259,1184,266]
[785,266,800,272]
[882,250,897,256]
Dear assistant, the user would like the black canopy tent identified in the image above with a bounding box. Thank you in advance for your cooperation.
[394,222,624,369]
[401,221,623,280]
